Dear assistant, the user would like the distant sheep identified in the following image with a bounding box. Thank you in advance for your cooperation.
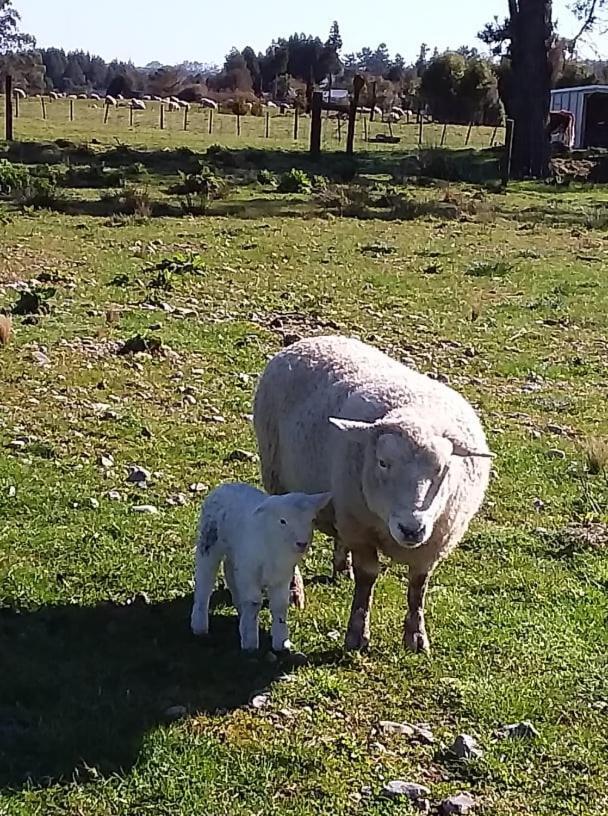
[105,95,117,107]
[385,112,401,124]
[131,99,146,110]
[166,101,180,112]
[49,91,60,100]
[266,100,278,109]
[391,106,406,117]
[191,483,330,651]
[152,95,163,102]
[142,95,151,101]
[254,336,493,654]
[178,100,189,109]
[89,93,101,101]
[14,88,26,99]
[200,98,218,110]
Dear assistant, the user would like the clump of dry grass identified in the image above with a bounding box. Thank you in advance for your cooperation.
[0,314,12,346]
[582,437,608,475]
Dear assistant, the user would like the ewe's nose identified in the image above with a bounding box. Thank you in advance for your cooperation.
[398,524,426,545]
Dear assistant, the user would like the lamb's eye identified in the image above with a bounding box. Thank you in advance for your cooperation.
[280,518,287,525]
[378,459,388,470]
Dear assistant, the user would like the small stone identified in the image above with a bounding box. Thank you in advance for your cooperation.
[441,792,476,815]
[126,465,151,484]
[131,504,159,515]
[547,448,566,460]
[99,454,114,469]
[30,350,50,366]
[412,725,435,745]
[533,497,545,511]
[251,693,269,709]
[9,440,26,450]
[496,720,540,739]
[101,409,119,421]
[7,486,16,498]
[451,733,483,759]
[164,705,187,722]
[381,781,431,801]
[224,449,256,463]
[327,630,340,641]
[360,786,373,799]
[203,414,226,424]
[189,482,208,494]
[167,493,188,507]
[88,498,100,510]
[183,394,197,405]
[107,490,122,501]
[415,799,432,814]
[379,720,416,737]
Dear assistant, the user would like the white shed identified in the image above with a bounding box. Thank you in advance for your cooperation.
[550,85,608,149]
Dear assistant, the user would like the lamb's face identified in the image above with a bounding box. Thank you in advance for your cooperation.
[258,493,332,557]
[329,416,493,550]
[361,431,453,548]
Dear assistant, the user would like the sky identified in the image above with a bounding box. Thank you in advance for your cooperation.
[17,0,605,67]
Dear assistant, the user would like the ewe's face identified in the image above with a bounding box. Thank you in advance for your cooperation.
[261,493,332,557]
[362,432,453,548]
[329,417,493,550]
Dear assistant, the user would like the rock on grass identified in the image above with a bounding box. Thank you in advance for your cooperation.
[381,781,430,801]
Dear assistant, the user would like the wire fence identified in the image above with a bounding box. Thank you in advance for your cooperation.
[1,97,505,153]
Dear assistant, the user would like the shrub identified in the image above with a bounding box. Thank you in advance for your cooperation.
[146,253,205,290]
[0,160,62,208]
[100,187,152,218]
[0,160,31,196]
[278,168,311,193]
[64,164,126,189]
[257,169,277,186]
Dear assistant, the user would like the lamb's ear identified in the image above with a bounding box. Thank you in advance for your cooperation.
[308,492,332,514]
[446,436,495,459]
[329,417,375,442]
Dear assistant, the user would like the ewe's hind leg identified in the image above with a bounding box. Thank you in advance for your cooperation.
[191,534,222,636]
[290,567,305,610]
[223,559,239,609]
[332,538,353,581]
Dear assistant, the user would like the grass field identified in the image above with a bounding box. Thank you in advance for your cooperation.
[0,116,607,816]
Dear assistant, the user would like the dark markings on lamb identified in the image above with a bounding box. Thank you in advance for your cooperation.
[200,521,218,554]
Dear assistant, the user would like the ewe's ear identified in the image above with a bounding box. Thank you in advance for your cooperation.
[446,436,495,459]
[329,417,375,442]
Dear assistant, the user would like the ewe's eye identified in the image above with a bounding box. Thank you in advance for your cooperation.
[378,459,388,470]
[280,518,287,526]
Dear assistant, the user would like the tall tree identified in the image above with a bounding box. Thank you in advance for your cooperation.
[242,46,262,95]
[0,0,34,53]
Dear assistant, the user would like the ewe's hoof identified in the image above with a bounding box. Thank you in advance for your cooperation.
[345,631,370,651]
[345,609,370,651]
[403,629,430,654]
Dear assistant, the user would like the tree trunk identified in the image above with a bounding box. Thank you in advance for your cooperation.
[510,0,553,178]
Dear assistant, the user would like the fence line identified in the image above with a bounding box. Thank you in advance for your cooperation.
[1,97,506,151]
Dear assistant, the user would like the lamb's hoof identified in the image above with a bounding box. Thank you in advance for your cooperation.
[289,589,305,610]
[403,628,430,654]
[191,625,208,638]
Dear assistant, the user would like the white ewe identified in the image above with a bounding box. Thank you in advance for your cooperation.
[254,336,493,653]
[191,484,331,651]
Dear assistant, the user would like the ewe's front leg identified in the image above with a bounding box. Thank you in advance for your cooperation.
[404,568,431,654]
[268,583,292,652]
[345,546,379,651]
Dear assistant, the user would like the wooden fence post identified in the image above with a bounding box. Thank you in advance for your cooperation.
[14,90,20,119]
[160,104,165,130]
[236,112,241,136]
[104,101,111,124]
[69,99,74,122]
[265,111,270,138]
[5,76,14,140]
[41,95,47,120]
[490,125,498,147]
[129,105,134,127]
[309,91,322,157]
[370,81,377,121]
[440,123,447,147]
[337,116,342,142]
[363,117,368,142]
[465,122,473,146]
[208,109,213,135]
[502,118,514,187]
[293,106,299,140]
[418,116,424,146]
[184,106,189,131]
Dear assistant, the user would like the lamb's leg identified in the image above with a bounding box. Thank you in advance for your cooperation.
[223,558,239,610]
[332,538,353,581]
[289,566,305,610]
[191,544,222,637]
[239,598,262,651]
[268,582,292,652]
[403,568,431,654]
[345,547,379,651]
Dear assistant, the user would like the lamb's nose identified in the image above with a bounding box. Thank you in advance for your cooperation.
[296,541,309,552]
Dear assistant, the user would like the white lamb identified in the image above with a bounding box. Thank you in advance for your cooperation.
[254,336,493,653]
[191,483,331,652]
